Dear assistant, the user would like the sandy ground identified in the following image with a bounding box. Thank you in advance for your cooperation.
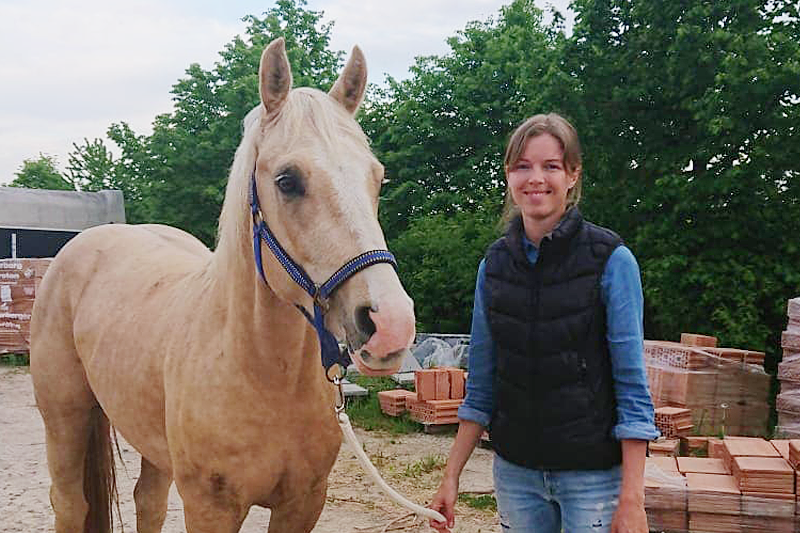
[0,366,498,532]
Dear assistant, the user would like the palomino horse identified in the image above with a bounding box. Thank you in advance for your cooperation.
[30,38,415,533]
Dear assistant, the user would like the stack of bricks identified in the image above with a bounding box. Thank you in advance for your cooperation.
[777,297,800,436]
[644,437,800,532]
[650,438,681,457]
[377,389,416,417]
[644,333,770,436]
[655,406,694,438]
[790,441,800,527]
[644,455,687,532]
[405,368,465,426]
[0,258,51,354]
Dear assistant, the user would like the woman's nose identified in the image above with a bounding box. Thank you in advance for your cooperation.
[527,165,545,183]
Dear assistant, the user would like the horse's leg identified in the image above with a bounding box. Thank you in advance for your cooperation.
[134,457,173,533]
[266,482,327,533]
[32,346,99,533]
[42,406,94,533]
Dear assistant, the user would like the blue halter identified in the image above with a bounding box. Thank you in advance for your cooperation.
[249,170,398,377]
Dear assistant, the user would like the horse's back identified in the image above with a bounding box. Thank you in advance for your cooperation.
[31,223,212,356]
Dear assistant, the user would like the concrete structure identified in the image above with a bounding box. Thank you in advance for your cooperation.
[0,187,125,259]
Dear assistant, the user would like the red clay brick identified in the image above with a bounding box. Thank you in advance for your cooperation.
[414,369,437,401]
[448,368,465,399]
[680,333,718,347]
[434,369,450,400]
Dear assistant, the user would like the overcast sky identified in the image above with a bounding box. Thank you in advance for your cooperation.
[0,0,572,185]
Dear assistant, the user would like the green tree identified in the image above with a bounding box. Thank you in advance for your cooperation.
[390,207,501,333]
[363,0,565,241]
[563,0,800,369]
[66,138,116,191]
[9,155,74,191]
[105,123,154,224]
[141,0,344,246]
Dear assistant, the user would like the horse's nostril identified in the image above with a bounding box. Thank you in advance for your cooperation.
[355,305,376,338]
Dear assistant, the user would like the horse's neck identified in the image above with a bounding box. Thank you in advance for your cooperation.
[211,238,318,385]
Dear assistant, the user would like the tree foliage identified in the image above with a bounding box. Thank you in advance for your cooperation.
[563,0,800,369]
[391,206,501,333]
[10,155,74,191]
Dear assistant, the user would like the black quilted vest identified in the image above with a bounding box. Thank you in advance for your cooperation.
[485,207,623,470]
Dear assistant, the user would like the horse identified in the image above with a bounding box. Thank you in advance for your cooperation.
[30,37,416,533]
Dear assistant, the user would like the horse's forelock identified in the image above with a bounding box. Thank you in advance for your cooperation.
[269,88,369,151]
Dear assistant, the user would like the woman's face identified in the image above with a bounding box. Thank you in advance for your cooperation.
[506,133,578,230]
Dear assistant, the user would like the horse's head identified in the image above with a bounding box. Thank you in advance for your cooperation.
[244,38,415,376]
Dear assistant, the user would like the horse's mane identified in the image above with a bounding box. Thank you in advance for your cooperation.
[211,88,371,279]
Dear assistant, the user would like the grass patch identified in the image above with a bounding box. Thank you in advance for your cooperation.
[345,376,421,434]
[0,353,29,366]
[401,454,445,478]
[458,493,497,511]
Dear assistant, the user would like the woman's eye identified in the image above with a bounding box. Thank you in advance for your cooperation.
[275,173,304,196]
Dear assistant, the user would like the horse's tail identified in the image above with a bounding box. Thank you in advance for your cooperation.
[83,406,118,533]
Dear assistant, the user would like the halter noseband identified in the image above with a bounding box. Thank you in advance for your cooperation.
[249,170,398,377]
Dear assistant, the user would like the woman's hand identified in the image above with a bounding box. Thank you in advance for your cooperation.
[610,496,648,533]
[428,475,458,532]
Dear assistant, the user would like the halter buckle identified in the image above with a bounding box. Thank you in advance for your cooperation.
[331,371,346,413]
[252,207,264,226]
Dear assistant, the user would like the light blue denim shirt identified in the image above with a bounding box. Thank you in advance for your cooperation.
[457,236,660,442]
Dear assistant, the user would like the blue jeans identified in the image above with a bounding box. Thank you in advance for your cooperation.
[493,454,622,533]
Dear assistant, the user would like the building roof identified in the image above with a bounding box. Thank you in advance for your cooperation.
[0,187,125,231]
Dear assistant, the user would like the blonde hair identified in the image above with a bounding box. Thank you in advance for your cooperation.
[501,113,582,225]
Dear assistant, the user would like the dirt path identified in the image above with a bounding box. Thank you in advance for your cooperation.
[0,367,498,532]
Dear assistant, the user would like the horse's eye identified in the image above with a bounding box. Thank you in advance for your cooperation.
[274,172,304,196]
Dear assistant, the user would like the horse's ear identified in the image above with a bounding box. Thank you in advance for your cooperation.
[329,46,367,115]
[260,38,293,116]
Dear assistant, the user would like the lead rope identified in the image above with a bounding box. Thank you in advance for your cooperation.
[332,375,447,525]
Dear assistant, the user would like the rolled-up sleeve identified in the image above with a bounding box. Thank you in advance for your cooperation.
[602,246,660,441]
[457,259,495,428]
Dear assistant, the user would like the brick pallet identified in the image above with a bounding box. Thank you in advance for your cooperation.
[644,334,770,437]
[378,367,466,426]
[644,436,800,532]
[0,258,51,354]
[777,297,800,437]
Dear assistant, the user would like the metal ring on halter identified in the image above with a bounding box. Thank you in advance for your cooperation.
[331,373,346,414]
[313,288,330,314]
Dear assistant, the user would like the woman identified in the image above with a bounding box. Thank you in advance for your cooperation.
[429,113,658,533]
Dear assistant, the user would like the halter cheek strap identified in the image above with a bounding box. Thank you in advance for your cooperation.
[249,171,398,376]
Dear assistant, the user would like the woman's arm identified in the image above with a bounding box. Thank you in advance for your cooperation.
[612,439,649,533]
[602,245,660,443]
[430,259,495,531]
[429,420,485,531]
[602,246,656,532]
